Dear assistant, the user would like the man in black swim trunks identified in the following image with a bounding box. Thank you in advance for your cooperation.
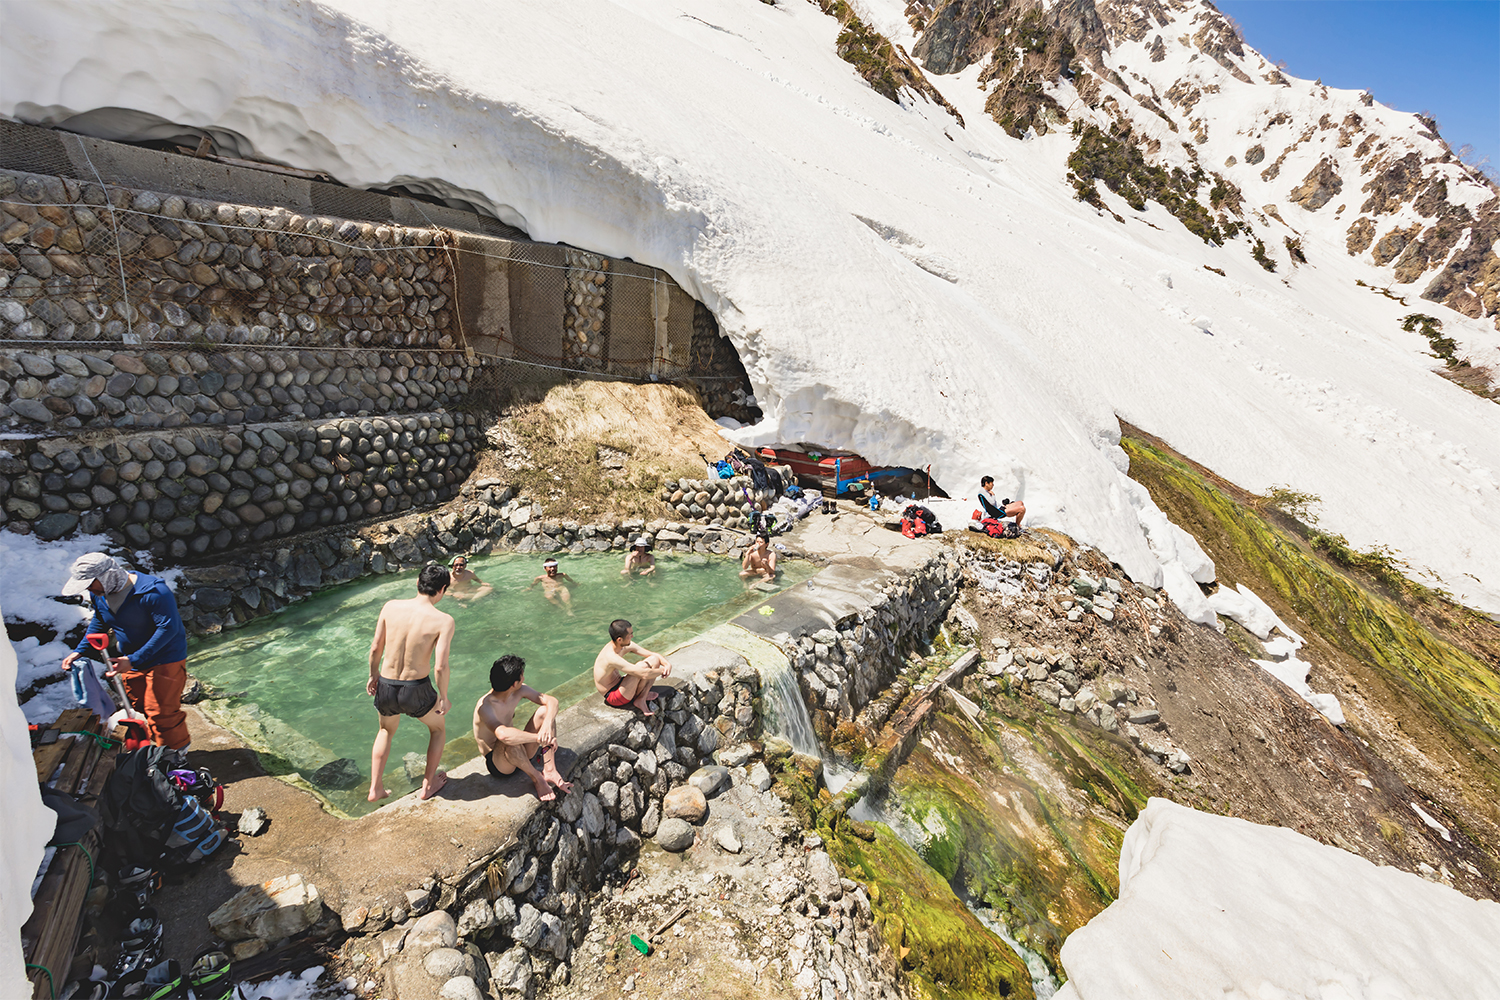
[366,564,455,802]
[473,654,572,801]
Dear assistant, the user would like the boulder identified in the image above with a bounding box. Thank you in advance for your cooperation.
[310,758,362,790]
[805,851,844,902]
[662,785,707,822]
[714,825,742,854]
[487,946,533,998]
[236,806,269,836]
[405,910,458,953]
[208,873,323,943]
[425,947,475,980]
[456,899,496,937]
[688,765,730,798]
[440,977,485,1000]
[748,762,773,792]
[655,818,695,852]
[716,744,753,768]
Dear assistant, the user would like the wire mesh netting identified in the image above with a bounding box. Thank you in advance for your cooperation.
[1,130,755,430]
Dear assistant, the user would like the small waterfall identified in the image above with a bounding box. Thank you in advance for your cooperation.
[762,657,821,758]
[856,791,1061,999]
[973,907,1060,999]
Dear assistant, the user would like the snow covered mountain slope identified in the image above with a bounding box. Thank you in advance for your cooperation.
[2,0,1499,613]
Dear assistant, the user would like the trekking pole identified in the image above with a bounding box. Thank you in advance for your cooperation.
[88,632,146,721]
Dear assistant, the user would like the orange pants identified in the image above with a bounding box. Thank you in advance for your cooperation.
[121,659,190,750]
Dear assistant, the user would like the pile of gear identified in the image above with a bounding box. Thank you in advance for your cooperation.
[71,747,234,999]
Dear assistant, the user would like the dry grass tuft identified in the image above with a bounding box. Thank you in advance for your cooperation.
[483,381,734,520]
[948,530,1055,564]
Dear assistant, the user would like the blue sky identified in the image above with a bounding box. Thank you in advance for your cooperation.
[1215,0,1500,172]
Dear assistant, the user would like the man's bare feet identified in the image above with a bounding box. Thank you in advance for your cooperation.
[368,783,389,803]
[420,771,447,800]
[530,772,556,802]
[543,765,574,795]
[632,690,655,716]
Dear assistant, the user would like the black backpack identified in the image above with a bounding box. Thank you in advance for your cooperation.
[100,746,187,867]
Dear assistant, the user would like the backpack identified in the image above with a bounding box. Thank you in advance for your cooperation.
[714,460,735,479]
[977,517,1021,539]
[100,746,188,868]
[901,504,941,538]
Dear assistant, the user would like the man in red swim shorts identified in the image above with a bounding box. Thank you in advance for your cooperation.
[592,619,672,716]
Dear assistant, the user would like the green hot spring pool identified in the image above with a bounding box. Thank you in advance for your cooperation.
[190,551,812,815]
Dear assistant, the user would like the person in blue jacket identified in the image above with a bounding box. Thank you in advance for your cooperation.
[59,552,190,749]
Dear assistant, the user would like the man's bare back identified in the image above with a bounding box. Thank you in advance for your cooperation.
[373,597,453,680]
[367,566,454,802]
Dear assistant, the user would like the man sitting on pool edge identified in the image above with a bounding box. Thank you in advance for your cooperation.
[593,619,672,716]
[473,654,572,802]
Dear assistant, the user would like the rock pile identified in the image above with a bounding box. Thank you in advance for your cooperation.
[340,665,765,999]
[657,472,784,527]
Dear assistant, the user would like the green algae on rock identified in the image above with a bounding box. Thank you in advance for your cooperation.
[830,822,1035,1000]
[1122,428,1500,858]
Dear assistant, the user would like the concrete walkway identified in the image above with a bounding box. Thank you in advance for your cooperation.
[157,502,937,958]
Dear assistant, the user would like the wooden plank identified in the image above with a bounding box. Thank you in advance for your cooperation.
[23,830,99,1000]
[52,716,103,795]
[32,740,71,785]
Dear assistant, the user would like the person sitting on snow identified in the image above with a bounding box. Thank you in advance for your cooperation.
[978,476,1026,528]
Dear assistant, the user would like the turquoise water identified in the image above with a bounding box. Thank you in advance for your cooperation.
[190,552,812,815]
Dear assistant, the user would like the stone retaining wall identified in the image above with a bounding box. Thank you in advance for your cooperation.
[2,408,477,563]
[170,482,773,634]
[655,471,788,528]
[787,552,964,743]
[0,168,459,354]
[0,344,476,432]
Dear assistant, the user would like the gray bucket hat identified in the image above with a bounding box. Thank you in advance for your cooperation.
[60,552,123,597]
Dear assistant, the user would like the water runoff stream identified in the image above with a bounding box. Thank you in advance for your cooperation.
[762,663,1060,998]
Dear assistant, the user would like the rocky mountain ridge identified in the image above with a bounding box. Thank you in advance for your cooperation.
[885,0,1500,327]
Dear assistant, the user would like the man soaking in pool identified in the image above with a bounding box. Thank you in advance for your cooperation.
[473,654,572,802]
[529,558,576,614]
[366,564,456,802]
[593,619,672,716]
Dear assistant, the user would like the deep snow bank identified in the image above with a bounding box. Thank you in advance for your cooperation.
[1055,798,1500,999]
[0,606,55,996]
[3,1,1499,613]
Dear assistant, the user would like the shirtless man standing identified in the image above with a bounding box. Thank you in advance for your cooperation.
[740,533,777,582]
[593,619,672,716]
[448,555,492,602]
[366,564,455,802]
[473,654,573,802]
[529,558,576,614]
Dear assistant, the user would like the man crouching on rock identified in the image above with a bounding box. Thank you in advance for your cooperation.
[473,654,572,802]
[367,564,455,802]
[593,618,672,716]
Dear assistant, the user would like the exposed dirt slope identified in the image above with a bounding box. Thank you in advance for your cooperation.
[477,381,734,521]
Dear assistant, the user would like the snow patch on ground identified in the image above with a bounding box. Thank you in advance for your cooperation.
[1209,583,1344,724]
[0,605,56,996]
[1055,798,1500,999]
